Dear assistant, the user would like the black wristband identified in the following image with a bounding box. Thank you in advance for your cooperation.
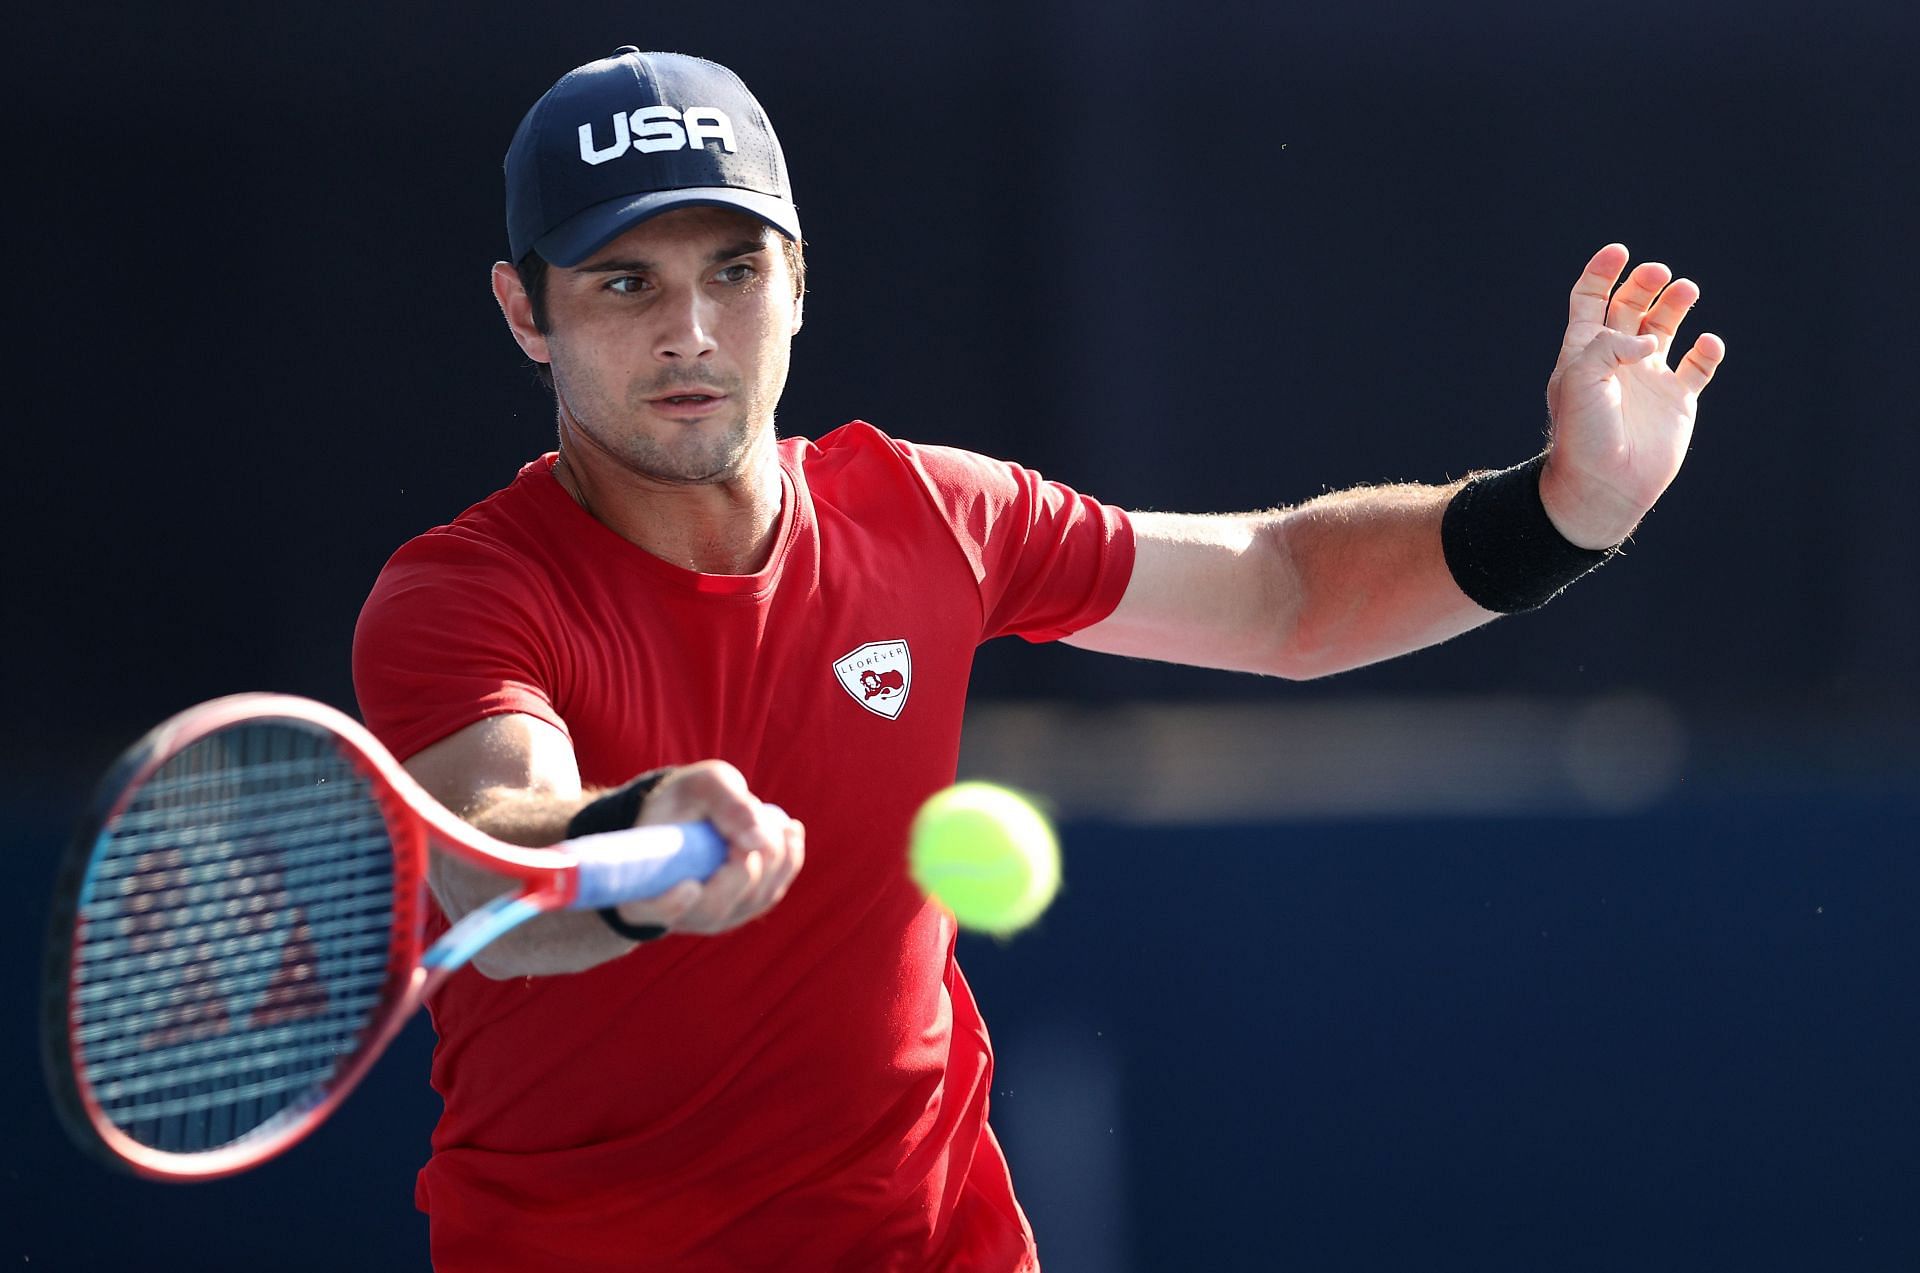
[569,769,675,945]
[1440,453,1615,613]
[568,768,673,837]
[598,909,670,944]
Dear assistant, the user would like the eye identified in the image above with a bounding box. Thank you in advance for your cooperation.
[715,262,757,285]
[605,275,648,295]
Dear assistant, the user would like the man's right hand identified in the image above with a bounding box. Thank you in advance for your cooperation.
[405,714,805,976]
[615,760,806,936]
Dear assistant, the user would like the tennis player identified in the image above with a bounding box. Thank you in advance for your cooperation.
[353,47,1723,1271]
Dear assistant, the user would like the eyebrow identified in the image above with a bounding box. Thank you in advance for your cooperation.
[576,239,770,274]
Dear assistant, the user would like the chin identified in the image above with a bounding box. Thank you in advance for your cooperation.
[638,434,758,486]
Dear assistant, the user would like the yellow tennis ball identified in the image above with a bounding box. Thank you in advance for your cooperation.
[909,782,1060,936]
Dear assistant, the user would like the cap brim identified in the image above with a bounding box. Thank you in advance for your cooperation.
[533,187,802,267]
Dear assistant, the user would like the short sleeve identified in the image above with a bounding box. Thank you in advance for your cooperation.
[889,439,1135,644]
[351,530,570,762]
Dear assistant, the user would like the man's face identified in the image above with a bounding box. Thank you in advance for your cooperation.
[510,207,802,486]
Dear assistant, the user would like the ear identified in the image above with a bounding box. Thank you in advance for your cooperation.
[790,285,805,336]
[491,261,551,366]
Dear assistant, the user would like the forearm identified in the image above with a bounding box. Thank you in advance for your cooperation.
[404,717,801,978]
[1068,485,1490,678]
[430,786,641,980]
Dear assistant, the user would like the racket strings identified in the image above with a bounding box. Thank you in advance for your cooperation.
[74,834,394,1011]
[69,721,400,1155]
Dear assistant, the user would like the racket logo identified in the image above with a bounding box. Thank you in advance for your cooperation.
[125,846,333,1052]
[832,640,912,720]
[249,919,331,1031]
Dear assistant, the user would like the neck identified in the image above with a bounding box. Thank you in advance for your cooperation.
[552,434,784,575]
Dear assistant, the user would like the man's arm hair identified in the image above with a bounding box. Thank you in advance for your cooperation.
[405,714,804,978]
[404,713,651,979]
[1064,481,1492,680]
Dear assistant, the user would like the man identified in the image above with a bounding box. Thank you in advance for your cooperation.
[353,47,1722,1271]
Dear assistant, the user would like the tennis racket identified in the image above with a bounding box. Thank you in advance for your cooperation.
[43,692,728,1183]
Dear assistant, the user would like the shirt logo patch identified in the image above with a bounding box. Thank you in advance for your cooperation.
[833,640,912,720]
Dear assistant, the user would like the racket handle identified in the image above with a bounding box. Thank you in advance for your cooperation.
[564,823,726,909]
[564,804,788,909]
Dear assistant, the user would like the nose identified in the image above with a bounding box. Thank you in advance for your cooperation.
[652,283,719,362]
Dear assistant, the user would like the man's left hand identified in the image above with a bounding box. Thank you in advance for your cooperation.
[1539,243,1726,549]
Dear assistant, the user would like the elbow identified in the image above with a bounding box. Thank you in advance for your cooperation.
[1250,516,1341,681]
[469,949,528,981]
[1268,592,1387,681]
[1266,589,1360,680]
[468,937,540,980]
[1252,510,1402,683]
[468,934,606,980]
[1264,637,1348,683]
[1267,656,1331,683]
[458,919,589,980]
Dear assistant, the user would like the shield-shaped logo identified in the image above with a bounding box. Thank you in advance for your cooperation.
[832,639,912,720]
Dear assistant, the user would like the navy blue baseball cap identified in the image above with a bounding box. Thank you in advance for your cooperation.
[505,48,801,267]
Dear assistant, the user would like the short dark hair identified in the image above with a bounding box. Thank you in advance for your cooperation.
[515,233,807,392]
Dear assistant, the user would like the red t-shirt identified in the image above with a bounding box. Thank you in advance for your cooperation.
[352,422,1134,1271]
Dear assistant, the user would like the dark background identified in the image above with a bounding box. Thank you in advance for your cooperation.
[9,1,1916,1268]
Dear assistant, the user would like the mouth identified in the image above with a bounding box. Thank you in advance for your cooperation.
[647,391,729,416]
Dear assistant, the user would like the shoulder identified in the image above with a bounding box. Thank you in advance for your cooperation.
[791,421,1031,516]
[359,461,564,622]
[352,464,573,756]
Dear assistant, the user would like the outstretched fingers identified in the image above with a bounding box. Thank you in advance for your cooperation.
[1641,277,1700,357]
[1605,261,1674,336]
[1675,332,1727,396]
[1568,243,1632,329]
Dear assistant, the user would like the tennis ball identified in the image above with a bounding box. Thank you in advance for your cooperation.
[909,782,1060,936]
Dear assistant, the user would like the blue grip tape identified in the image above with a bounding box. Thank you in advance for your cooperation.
[565,822,727,910]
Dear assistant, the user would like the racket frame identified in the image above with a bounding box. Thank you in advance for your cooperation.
[44,693,599,1182]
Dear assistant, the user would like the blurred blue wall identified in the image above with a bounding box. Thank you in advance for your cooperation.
[14,790,1916,1269]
